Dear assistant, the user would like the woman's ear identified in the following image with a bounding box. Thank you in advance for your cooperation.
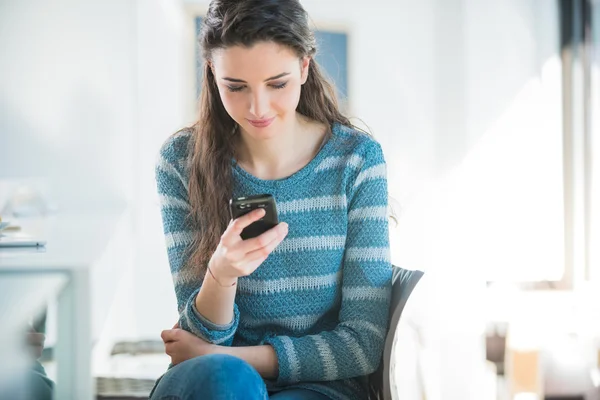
[300,57,311,85]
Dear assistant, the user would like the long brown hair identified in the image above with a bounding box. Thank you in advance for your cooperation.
[185,0,353,276]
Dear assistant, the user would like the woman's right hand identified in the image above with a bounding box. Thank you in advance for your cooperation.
[208,208,288,285]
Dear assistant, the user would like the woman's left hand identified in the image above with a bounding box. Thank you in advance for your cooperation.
[161,323,217,365]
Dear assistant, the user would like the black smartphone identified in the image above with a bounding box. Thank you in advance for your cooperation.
[229,194,279,240]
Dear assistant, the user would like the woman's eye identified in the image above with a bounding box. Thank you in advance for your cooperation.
[225,82,287,92]
[226,85,245,92]
[271,82,288,90]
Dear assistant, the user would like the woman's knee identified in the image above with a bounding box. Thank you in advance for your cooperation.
[151,354,267,400]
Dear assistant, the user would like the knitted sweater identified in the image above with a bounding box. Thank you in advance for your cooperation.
[155,123,392,400]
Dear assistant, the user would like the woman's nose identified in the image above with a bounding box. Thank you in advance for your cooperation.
[248,90,269,118]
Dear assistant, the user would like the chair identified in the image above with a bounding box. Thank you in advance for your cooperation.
[368,266,425,400]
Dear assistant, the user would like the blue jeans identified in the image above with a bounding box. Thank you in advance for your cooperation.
[149,354,330,400]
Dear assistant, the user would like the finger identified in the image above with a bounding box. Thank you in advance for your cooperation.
[244,228,288,264]
[227,208,266,237]
[172,321,179,329]
[238,222,288,254]
[161,329,175,343]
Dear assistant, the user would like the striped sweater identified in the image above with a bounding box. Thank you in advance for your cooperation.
[155,123,392,400]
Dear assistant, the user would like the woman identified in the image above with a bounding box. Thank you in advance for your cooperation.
[152,0,392,399]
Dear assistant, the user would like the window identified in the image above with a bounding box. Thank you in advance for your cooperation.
[457,1,565,285]
[558,0,597,287]
[589,0,600,282]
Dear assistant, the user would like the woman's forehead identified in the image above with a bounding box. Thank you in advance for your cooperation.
[212,42,300,79]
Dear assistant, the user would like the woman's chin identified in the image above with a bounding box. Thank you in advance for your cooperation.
[242,121,280,140]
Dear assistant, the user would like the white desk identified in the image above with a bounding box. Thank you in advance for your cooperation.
[0,210,129,400]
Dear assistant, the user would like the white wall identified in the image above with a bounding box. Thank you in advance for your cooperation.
[0,0,140,374]
[0,0,137,212]
[130,0,187,338]
[0,0,187,344]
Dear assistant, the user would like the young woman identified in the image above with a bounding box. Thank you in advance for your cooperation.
[152,0,392,399]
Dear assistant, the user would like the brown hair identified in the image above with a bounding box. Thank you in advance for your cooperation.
[185,0,353,276]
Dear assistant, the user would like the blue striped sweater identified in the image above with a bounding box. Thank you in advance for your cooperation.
[155,123,392,400]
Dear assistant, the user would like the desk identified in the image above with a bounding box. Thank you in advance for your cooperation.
[0,210,129,400]
[0,272,68,398]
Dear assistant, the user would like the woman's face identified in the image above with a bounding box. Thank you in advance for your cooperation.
[211,41,310,140]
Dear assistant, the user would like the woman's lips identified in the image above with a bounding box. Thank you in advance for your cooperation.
[247,117,275,128]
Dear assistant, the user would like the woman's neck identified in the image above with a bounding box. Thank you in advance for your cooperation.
[235,113,327,180]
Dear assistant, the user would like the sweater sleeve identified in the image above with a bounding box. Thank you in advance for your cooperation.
[155,132,240,346]
[263,140,393,384]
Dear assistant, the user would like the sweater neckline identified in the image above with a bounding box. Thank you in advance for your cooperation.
[232,123,339,190]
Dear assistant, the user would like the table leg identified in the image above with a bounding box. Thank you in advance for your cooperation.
[56,269,92,400]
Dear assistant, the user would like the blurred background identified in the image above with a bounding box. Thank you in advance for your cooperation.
[0,0,599,399]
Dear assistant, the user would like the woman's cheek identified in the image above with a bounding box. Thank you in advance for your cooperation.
[220,92,245,118]
[275,87,302,112]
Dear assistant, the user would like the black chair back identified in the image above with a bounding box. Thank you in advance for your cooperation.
[367,266,424,400]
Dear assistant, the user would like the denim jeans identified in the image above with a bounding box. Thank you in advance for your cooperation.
[149,354,330,400]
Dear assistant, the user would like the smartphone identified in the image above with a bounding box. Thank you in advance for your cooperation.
[229,194,279,240]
